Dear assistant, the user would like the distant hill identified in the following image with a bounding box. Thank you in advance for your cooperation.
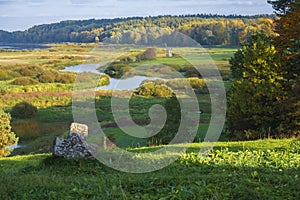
[0,14,274,46]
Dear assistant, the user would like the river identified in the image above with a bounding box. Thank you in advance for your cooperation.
[63,64,163,90]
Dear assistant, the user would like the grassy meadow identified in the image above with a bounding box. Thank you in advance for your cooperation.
[0,139,299,199]
[0,44,234,154]
[0,43,299,199]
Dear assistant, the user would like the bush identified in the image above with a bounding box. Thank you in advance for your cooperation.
[8,70,21,78]
[135,82,174,97]
[0,110,18,157]
[136,48,157,61]
[11,102,38,119]
[17,67,36,76]
[17,66,43,77]
[142,48,157,60]
[104,63,133,79]
[38,73,55,83]
[56,73,76,84]
[187,78,208,94]
[11,77,39,86]
[98,74,110,87]
[142,78,208,94]
[0,69,11,81]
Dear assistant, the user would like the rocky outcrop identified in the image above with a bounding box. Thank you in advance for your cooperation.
[52,123,94,158]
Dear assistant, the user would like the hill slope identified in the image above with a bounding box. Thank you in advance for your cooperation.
[0,139,299,199]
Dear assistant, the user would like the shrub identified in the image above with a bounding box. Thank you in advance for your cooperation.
[187,78,206,89]
[0,110,18,157]
[38,73,55,83]
[18,67,36,76]
[143,78,208,94]
[136,48,157,61]
[135,82,174,97]
[11,102,38,119]
[8,70,21,78]
[104,63,133,79]
[98,74,110,87]
[18,66,43,77]
[37,69,61,83]
[11,77,39,86]
[57,73,76,84]
[187,78,208,94]
[142,48,157,60]
[0,69,11,81]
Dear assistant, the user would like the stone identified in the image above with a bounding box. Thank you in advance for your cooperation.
[70,123,88,138]
[52,123,94,158]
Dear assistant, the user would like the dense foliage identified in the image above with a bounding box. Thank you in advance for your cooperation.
[0,110,18,157]
[227,33,287,139]
[269,0,300,135]
[135,82,174,98]
[228,0,300,139]
[0,14,274,46]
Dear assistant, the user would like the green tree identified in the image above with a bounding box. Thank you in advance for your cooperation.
[268,0,295,14]
[0,110,18,157]
[269,0,300,135]
[227,32,287,139]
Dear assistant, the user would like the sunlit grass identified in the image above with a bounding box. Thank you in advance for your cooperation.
[0,139,299,199]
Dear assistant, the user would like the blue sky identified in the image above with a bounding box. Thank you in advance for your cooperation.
[0,0,274,31]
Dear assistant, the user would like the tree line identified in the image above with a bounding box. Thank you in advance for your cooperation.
[0,14,274,46]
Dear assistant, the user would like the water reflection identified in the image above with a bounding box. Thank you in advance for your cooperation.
[63,64,163,90]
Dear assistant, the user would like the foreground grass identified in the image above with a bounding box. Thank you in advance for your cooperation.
[0,139,299,199]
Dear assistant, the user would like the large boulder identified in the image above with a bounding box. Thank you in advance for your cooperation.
[52,123,94,158]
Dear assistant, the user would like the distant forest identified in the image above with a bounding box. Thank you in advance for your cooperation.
[0,14,275,46]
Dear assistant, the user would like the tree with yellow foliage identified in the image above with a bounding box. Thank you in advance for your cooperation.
[0,110,18,157]
[227,33,287,139]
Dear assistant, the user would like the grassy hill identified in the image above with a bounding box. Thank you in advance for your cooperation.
[1,139,299,199]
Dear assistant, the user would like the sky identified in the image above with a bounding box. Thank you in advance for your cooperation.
[0,0,274,32]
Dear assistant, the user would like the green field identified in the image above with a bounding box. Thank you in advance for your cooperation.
[0,44,234,155]
[0,139,299,199]
[1,44,299,199]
